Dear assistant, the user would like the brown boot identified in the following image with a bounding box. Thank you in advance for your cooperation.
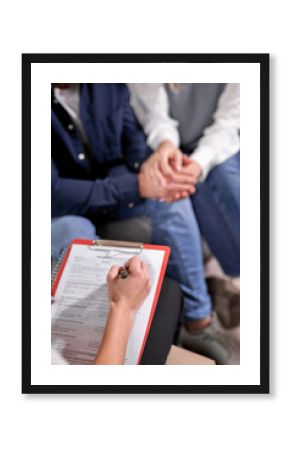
[206,277,240,328]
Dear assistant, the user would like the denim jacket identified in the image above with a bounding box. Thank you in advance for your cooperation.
[51,83,152,218]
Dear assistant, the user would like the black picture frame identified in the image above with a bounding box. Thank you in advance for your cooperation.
[22,53,269,394]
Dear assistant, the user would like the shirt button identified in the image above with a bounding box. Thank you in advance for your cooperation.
[78,153,86,160]
[133,162,140,170]
[128,202,135,208]
[68,123,74,131]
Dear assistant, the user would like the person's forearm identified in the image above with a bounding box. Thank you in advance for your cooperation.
[94,303,135,365]
[191,83,240,180]
[52,166,141,217]
[128,83,180,150]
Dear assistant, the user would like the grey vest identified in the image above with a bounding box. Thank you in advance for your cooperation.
[166,83,226,152]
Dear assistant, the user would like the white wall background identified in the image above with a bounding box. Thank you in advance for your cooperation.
[0,1,286,449]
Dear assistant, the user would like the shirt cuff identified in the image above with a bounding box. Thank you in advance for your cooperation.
[190,147,216,182]
[191,144,240,182]
[112,172,141,208]
[147,126,180,150]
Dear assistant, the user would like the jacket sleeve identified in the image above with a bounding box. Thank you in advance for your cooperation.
[121,85,153,171]
[51,160,141,218]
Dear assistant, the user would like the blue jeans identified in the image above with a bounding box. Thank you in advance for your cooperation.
[192,151,240,276]
[111,198,212,321]
[51,216,98,262]
[112,152,240,320]
[51,152,239,322]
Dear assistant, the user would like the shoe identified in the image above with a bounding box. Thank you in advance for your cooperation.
[178,313,239,365]
[206,276,240,328]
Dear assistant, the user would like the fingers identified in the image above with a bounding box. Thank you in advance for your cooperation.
[140,259,146,271]
[144,279,151,296]
[125,256,148,276]
[172,150,183,172]
[143,163,167,187]
[107,258,149,282]
[167,182,195,194]
[161,186,195,203]
[125,256,141,273]
[140,259,149,279]
[153,168,167,187]
[107,265,119,282]
[159,154,176,178]
[168,172,195,185]
[182,154,191,166]
[181,190,192,197]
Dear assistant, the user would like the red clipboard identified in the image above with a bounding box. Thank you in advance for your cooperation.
[51,239,171,364]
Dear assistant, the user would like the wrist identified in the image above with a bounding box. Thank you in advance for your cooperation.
[157,140,174,152]
[110,298,136,320]
[138,173,146,197]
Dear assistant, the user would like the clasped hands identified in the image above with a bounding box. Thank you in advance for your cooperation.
[138,140,202,202]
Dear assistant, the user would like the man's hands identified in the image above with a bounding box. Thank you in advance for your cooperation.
[138,170,195,200]
[139,140,203,202]
[106,256,150,315]
[140,140,183,186]
[180,155,203,184]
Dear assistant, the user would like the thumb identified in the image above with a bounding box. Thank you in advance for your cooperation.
[107,265,119,282]
[172,150,183,172]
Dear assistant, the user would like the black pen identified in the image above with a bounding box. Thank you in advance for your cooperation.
[118,266,129,279]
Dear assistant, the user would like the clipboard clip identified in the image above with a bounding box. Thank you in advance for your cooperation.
[88,239,144,255]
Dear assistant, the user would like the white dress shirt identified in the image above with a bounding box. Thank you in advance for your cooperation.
[128,83,240,181]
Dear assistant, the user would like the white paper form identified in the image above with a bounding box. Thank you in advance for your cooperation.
[51,243,165,365]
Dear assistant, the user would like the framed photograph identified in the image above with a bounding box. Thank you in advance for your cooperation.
[22,53,269,394]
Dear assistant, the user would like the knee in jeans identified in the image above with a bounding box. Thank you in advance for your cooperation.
[53,215,96,239]
[167,197,194,218]
[209,154,240,182]
[156,197,196,226]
